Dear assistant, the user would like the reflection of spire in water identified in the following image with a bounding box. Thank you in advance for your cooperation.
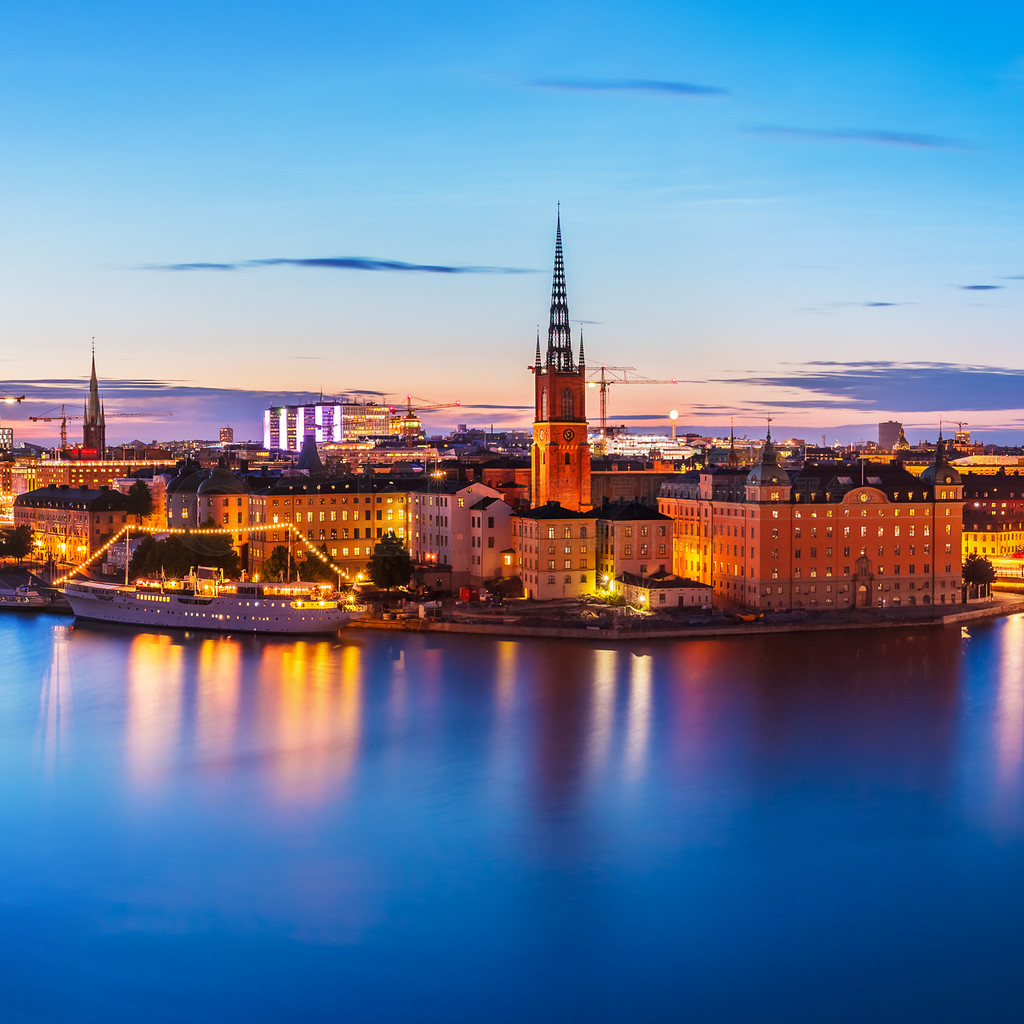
[625,654,653,782]
[127,634,185,790]
[37,627,74,778]
[196,638,242,765]
[587,649,618,779]
[996,616,1024,787]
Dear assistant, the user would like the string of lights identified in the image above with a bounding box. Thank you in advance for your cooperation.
[53,522,358,587]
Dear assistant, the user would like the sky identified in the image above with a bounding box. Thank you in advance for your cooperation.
[3,0,1024,446]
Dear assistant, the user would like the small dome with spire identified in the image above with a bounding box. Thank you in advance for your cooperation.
[919,432,962,488]
[746,426,790,487]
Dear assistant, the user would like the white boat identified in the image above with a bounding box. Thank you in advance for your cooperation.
[0,585,50,609]
[62,574,365,635]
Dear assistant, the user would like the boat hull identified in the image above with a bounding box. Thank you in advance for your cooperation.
[63,583,361,635]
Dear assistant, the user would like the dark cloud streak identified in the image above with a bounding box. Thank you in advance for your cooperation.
[145,257,537,275]
[530,77,728,97]
[744,123,967,150]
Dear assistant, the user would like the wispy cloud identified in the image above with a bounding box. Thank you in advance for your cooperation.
[802,300,914,314]
[744,123,967,150]
[529,77,728,98]
[960,284,1001,290]
[144,257,537,275]
[705,360,1024,413]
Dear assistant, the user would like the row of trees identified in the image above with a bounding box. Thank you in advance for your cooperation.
[129,531,240,581]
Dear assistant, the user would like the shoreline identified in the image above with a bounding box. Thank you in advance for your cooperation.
[350,594,1024,641]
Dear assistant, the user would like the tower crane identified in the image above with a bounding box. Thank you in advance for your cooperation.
[28,406,173,449]
[389,395,460,444]
[585,366,678,455]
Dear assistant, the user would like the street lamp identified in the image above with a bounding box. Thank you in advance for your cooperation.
[669,409,679,441]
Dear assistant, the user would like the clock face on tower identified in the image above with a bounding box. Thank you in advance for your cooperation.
[562,428,576,442]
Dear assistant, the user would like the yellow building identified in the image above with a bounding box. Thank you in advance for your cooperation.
[512,501,596,600]
[14,485,129,566]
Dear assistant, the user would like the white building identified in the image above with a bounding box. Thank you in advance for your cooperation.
[408,481,512,588]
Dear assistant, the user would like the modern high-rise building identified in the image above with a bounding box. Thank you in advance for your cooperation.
[878,421,903,450]
[530,211,591,511]
[82,347,106,458]
[220,426,234,444]
[263,400,392,452]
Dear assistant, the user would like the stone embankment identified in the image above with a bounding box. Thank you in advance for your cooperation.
[352,594,1024,642]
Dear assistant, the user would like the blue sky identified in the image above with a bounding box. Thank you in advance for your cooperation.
[3,1,1024,445]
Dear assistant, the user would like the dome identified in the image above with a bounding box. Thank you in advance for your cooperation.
[197,466,249,496]
[165,465,202,496]
[919,462,961,487]
[746,462,790,487]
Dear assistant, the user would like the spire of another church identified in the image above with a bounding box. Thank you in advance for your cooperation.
[546,206,575,373]
[86,340,103,426]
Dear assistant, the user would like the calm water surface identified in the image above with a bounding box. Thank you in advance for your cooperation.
[2,613,1024,1022]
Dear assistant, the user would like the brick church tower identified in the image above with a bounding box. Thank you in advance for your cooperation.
[530,211,591,511]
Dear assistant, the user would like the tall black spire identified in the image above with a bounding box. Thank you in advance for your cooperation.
[546,207,575,373]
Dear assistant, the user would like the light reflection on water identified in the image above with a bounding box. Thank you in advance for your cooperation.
[2,616,1024,1022]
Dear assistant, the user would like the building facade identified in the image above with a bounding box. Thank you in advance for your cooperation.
[512,501,597,600]
[14,485,129,565]
[408,481,510,588]
[263,400,392,452]
[961,470,1024,559]
[659,431,965,611]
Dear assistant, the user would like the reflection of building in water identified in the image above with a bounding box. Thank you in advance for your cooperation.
[37,627,74,777]
[996,616,1024,788]
[126,633,185,789]
[258,640,362,803]
[195,639,242,764]
[625,655,652,782]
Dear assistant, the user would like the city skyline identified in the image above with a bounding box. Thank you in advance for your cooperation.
[4,1,1024,443]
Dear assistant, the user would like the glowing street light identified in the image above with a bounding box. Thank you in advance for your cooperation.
[669,409,679,441]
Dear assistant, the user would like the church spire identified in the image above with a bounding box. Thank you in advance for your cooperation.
[535,327,542,368]
[546,206,575,373]
[86,341,103,425]
[578,326,585,369]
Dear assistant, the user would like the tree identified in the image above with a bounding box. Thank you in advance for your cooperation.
[366,532,412,591]
[962,553,996,587]
[125,479,155,525]
[0,524,32,563]
[298,544,338,583]
[127,529,240,581]
[261,544,291,582]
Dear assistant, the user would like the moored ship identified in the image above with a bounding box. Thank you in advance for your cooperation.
[63,572,365,635]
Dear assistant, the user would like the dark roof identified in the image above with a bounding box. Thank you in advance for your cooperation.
[513,500,598,521]
[15,485,129,512]
[616,569,710,590]
[597,500,671,522]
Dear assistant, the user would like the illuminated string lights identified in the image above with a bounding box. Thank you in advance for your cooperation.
[52,521,361,587]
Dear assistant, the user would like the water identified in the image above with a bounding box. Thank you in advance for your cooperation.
[2,613,1023,1022]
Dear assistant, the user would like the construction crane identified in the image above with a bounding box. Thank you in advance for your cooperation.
[28,405,173,449]
[585,366,678,455]
[1,392,25,405]
[388,395,460,444]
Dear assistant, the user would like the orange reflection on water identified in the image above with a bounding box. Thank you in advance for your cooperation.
[195,638,242,766]
[996,616,1024,785]
[126,633,184,790]
[587,649,618,779]
[257,640,362,804]
[625,654,653,782]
